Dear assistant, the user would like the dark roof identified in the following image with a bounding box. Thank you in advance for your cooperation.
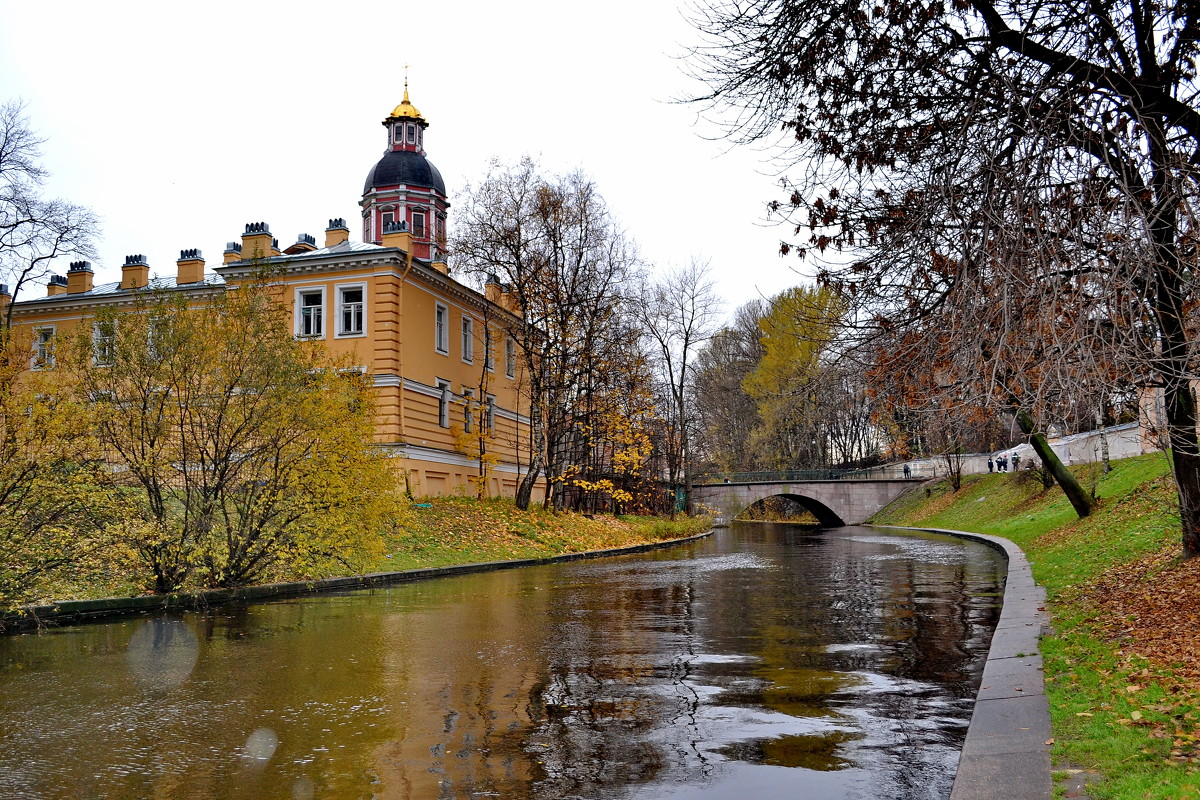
[363,150,446,195]
[14,273,226,306]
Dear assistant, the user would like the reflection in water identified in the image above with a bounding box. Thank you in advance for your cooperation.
[124,617,199,691]
[0,525,1003,799]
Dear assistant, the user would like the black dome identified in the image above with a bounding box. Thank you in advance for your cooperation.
[363,150,446,195]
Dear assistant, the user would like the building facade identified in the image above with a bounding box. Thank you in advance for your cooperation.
[0,92,536,499]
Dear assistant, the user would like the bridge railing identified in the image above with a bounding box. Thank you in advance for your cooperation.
[694,467,905,484]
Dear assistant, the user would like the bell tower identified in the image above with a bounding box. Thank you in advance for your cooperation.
[360,77,449,263]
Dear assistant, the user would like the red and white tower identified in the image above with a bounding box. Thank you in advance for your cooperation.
[361,81,449,262]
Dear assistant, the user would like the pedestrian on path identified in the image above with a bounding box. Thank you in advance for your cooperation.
[1011,452,1021,471]
[903,463,911,478]
[987,457,994,473]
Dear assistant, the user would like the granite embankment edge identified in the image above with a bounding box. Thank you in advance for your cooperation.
[3,529,715,634]
[874,524,1052,800]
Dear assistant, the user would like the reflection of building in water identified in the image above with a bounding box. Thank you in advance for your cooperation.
[369,566,699,799]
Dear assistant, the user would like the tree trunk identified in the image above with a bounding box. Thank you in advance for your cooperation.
[1014,409,1093,518]
[1146,136,1200,558]
[516,399,544,511]
[1097,411,1112,474]
[1164,380,1200,558]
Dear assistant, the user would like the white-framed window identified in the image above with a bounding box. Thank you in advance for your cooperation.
[485,395,496,432]
[407,124,416,144]
[393,124,404,144]
[437,379,451,428]
[461,316,474,363]
[337,284,366,336]
[146,315,166,361]
[435,303,449,354]
[412,210,426,238]
[32,326,55,369]
[505,336,516,379]
[296,287,325,338]
[484,327,494,371]
[92,319,116,366]
[381,209,395,230]
[463,388,475,433]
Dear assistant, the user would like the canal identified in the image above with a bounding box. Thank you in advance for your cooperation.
[0,523,1005,800]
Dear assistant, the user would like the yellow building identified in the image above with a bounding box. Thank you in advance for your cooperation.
[0,92,536,499]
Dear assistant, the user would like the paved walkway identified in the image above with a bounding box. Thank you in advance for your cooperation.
[875,526,1052,800]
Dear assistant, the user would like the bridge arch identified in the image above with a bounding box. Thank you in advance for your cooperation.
[692,478,916,527]
[739,493,845,527]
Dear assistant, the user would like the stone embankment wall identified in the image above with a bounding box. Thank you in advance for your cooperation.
[894,422,1147,480]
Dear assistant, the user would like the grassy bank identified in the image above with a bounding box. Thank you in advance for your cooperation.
[872,453,1200,798]
[26,499,711,608]
[380,497,711,571]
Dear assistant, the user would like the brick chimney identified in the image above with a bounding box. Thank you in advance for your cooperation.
[222,241,243,265]
[66,261,94,294]
[381,219,413,254]
[240,221,280,260]
[177,249,205,284]
[284,233,318,255]
[121,254,150,289]
[46,274,68,296]
[325,218,350,248]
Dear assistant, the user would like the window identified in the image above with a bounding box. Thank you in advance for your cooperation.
[338,285,365,336]
[92,320,116,366]
[461,316,474,363]
[394,124,404,144]
[437,379,451,428]
[484,327,494,371]
[485,395,496,432]
[505,337,516,378]
[463,388,475,433]
[32,326,55,369]
[381,209,394,229]
[407,124,416,144]
[147,316,166,361]
[412,211,426,238]
[297,289,324,337]
[435,303,449,354]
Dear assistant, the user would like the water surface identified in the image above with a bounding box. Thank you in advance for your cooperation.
[0,524,1005,799]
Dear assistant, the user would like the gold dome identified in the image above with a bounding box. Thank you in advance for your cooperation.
[389,85,424,121]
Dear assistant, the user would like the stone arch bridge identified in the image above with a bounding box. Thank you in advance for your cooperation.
[693,473,919,527]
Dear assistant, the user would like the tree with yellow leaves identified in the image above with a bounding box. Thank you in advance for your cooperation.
[742,285,851,469]
[65,281,403,592]
[0,327,115,612]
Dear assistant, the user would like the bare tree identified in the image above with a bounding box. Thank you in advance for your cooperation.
[635,260,721,514]
[693,299,767,472]
[453,158,636,510]
[0,100,100,328]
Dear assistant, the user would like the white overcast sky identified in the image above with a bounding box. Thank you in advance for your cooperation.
[0,1,810,319]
